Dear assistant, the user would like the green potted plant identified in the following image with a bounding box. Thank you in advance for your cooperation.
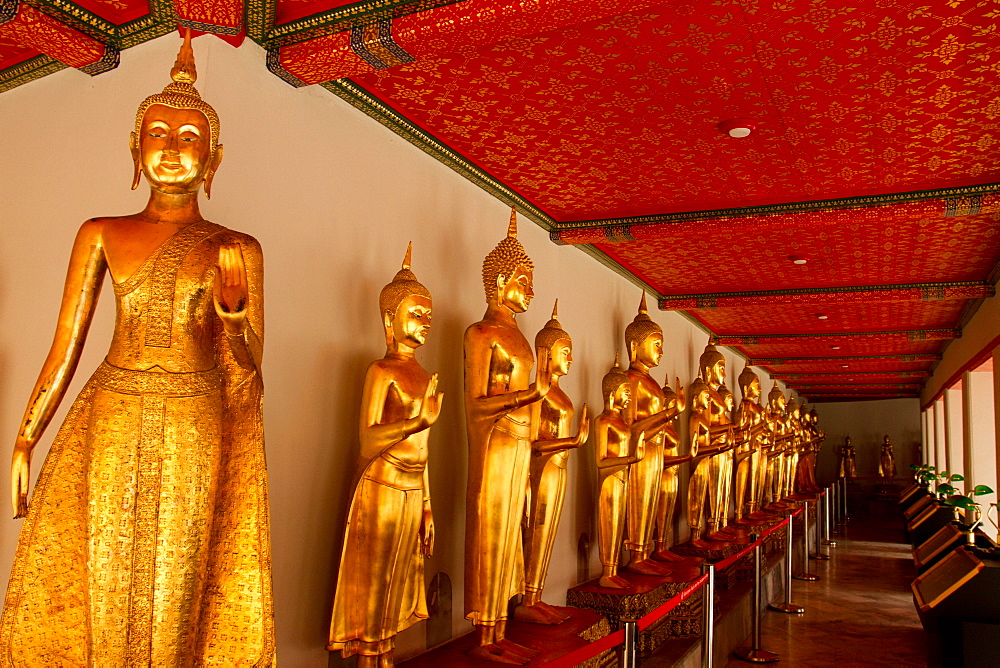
[942,484,995,546]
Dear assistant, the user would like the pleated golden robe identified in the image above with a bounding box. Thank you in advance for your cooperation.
[0,221,275,667]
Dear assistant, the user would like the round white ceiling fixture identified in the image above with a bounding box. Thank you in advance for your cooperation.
[718,118,757,138]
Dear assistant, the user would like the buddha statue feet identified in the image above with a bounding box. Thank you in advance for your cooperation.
[467,645,530,665]
[598,574,632,589]
[512,601,566,625]
[651,546,688,562]
[626,557,672,576]
[497,638,539,658]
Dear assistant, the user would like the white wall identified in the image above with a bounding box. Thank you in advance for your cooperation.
[0,36,794,665]
[812,398,921,484]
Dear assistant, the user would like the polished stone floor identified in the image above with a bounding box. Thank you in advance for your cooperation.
[726,499,926,667]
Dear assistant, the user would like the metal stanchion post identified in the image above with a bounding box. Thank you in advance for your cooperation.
[810,499,830,561]
[734,534,779,663]
[702,563,715,668]
[841,477,850,521]
[793,503,820,581]
[622,618,639,668]
[821,487,837,547]
[769,514,804,615]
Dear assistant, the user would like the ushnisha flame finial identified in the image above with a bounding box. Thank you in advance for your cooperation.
[170,29,197,85]
[638,291,648,314]
[508,207,518,237]
[536,298,570,349]
[402,241,412,271]
[613,350,620,367]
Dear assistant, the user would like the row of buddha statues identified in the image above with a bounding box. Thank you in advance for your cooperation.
[1,35,827,667]
[323,214,828,665]
[837,434,897,480]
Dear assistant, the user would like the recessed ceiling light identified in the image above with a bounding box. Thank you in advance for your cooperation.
[718,118,757,138]
[816,314,829,320]
[841,364,849,368]
[830,345,840,349]
[788,255,808,265]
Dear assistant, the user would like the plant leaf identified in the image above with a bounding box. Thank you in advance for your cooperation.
[972,485,994,495]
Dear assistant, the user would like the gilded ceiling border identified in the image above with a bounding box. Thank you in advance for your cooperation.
[0,53,65,93]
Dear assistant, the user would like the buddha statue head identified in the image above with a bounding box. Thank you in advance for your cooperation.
[719,385,735,413]
[699,339,726,388]
[624,293,663,367]
[130,31,223,198]
[602,353,631,410]
[379,243,432,349]
[738,365,760,401]
[482,208,534,312]
[690,376,710,412]
[787,398,799,420]
[768,382,786,412]
[535,300,572,377]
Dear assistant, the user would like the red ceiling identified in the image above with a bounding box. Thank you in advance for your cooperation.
[3,0,998,401]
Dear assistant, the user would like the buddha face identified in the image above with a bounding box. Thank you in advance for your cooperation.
[710,359,726,386]
[694,387,710,411]
[550,339,573,377]
[633,332,663,367]
[611,383,631,411]
[134,104,218,193]
[388,294,432,349]
[723,392,734,412]
[745,377,761,400]
[498,265,533,313]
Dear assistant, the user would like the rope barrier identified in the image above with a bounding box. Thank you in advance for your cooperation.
[541,506,804,666]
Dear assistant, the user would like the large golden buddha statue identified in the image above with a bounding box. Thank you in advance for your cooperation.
[515,302,588,625]
[464,210,547,664]
[2,32,274,665]
[783,399,802,500]
[623,294,683,575]
[328,245,442,667]
[595,354,645,589]
[686,376,717,545]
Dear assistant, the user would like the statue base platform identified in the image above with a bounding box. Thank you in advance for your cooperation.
[566,570,704,651]
[398,606,613,667]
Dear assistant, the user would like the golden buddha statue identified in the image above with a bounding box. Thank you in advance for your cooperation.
[733,366,765,523]
[698,343,736,541]
[623,294,684,575]
[879,435,896,480]
[515,302,588,625]
[328,245,443,667]
[464,210,547,664]
[783,399,802,500]
[686,376,716,545]
[595,354,645,589]
[794,405,823,495]
[762,383,788,508]
[655,376,694,565]
[2,32,274,665]
[838,436,857,479]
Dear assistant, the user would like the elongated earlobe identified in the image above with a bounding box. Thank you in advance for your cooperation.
[129,132,141,190]
[204,144,224,200]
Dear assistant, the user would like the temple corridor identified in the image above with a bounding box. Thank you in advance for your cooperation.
[724,501,925,667]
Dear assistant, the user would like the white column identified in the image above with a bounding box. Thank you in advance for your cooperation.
[934,398,946,473]
[963,370,997,501]
[944,387,964,476]
[993,346,1000,501]
[925,408,935,469]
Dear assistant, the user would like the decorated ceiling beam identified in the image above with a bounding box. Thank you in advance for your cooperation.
[751,354,941,365]
[715,329,958,346]
[0,0,117,73]
[792,383,923,395]
[549,185,1000,245]
[773,371,931,380]
[808,394,920,402]
[267,0,669,86]
[175,0,244,44]
[658,281,992,310]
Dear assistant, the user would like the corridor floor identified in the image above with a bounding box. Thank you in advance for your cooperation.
[726,499,926,667]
